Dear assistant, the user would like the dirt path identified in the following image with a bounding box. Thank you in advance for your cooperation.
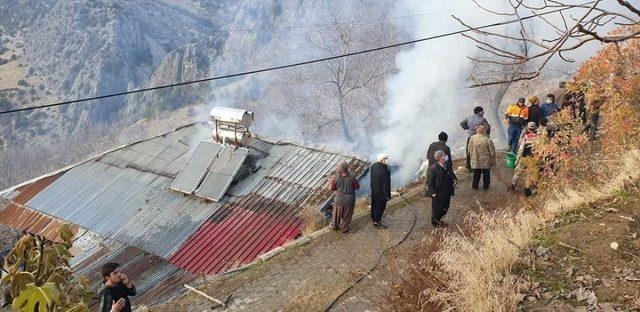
[151,156,518,312]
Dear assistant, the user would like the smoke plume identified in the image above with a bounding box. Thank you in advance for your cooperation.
[373,1,498,184]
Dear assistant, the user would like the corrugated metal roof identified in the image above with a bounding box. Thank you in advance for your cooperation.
[0,202,194,309]
[20,125,222,259]
[0,123,369,281]
[0,204,78,243]
[170,144,369,274]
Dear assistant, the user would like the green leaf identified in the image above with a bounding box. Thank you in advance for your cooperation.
[12,282,60,312]
[9,271,35,293]
[58,225,73,244]
[53,244,72,261]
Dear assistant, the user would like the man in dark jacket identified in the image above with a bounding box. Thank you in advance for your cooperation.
[100,262,136,312]
[426,132,453,169]
[425,150,457,227]
[370,153,391,228]
[528,96,543,126]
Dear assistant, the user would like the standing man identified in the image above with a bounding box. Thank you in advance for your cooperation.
[505,97,529,153]
[100,262,136,312]
[426,131,453,169]
[541,94,558,119]
[425,150,458,227]
[468,125,496,190]
[460,106,491,171]
[370,153,391,229]
[552,81,568,107]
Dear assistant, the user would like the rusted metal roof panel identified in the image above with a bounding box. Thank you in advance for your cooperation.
[70,231,196,309]
[0,203,78,243]
[1,172,64,204]
[170,143,369,274]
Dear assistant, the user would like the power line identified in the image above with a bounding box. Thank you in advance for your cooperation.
[0,4,586,116]
[226,10,456,33]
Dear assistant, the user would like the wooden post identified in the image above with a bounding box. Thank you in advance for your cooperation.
[184,284,226,307]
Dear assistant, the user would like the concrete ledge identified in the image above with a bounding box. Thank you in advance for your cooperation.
[258,246,286,261]
[282,236,312,249]
[305,227,331,239]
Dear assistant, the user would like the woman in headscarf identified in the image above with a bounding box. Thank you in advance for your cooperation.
[330,161,360,233]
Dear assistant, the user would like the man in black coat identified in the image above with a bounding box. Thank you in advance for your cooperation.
[425,150,458,227]
[370,153,391,228]
[100,262,136,312]
[426,131,453,169]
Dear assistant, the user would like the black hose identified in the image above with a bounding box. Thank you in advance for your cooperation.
[323,193,418,311]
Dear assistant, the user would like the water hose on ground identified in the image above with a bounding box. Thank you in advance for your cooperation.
[323,192,418,311]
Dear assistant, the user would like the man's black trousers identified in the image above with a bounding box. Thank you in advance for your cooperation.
[472,169,491,190]
[371,197,387,223]
[431,194,451,225]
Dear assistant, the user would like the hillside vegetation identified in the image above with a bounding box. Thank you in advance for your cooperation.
[383,25,640,312]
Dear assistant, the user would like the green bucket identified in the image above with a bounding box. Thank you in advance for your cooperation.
[506,152,517,168]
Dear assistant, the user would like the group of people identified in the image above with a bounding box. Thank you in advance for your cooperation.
[328,82,593,231]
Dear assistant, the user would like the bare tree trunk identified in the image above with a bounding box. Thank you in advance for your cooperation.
[489,83,510,145]
[338,98,353,142]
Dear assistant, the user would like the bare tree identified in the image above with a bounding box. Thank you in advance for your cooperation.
[469,37,529,141]
[456,0,640,86]
[277,0,397,144]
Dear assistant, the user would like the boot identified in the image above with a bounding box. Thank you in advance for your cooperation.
[524,188,532,197]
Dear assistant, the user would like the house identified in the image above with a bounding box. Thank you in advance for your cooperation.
[0,108,369,307]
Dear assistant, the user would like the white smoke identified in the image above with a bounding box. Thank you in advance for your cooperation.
[373,1,500,184]
[373,0,627,185]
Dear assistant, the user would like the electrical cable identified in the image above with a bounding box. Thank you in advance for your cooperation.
[323,192,418,311]
[225,10,457,33]
[0,4,590,116]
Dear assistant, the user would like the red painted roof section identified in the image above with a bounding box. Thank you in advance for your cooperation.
[170,195,302,274]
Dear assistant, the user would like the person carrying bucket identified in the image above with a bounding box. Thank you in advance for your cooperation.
[511,122,539,197]
[505,97,529,153]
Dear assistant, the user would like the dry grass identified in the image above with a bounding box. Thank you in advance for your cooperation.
[299,206,328,235]
[384,149,640,311]
[354,197,370,214]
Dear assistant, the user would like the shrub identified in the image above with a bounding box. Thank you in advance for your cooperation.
[2,225,91,311]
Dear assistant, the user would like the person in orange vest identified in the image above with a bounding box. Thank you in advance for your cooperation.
[505,97,529,153]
